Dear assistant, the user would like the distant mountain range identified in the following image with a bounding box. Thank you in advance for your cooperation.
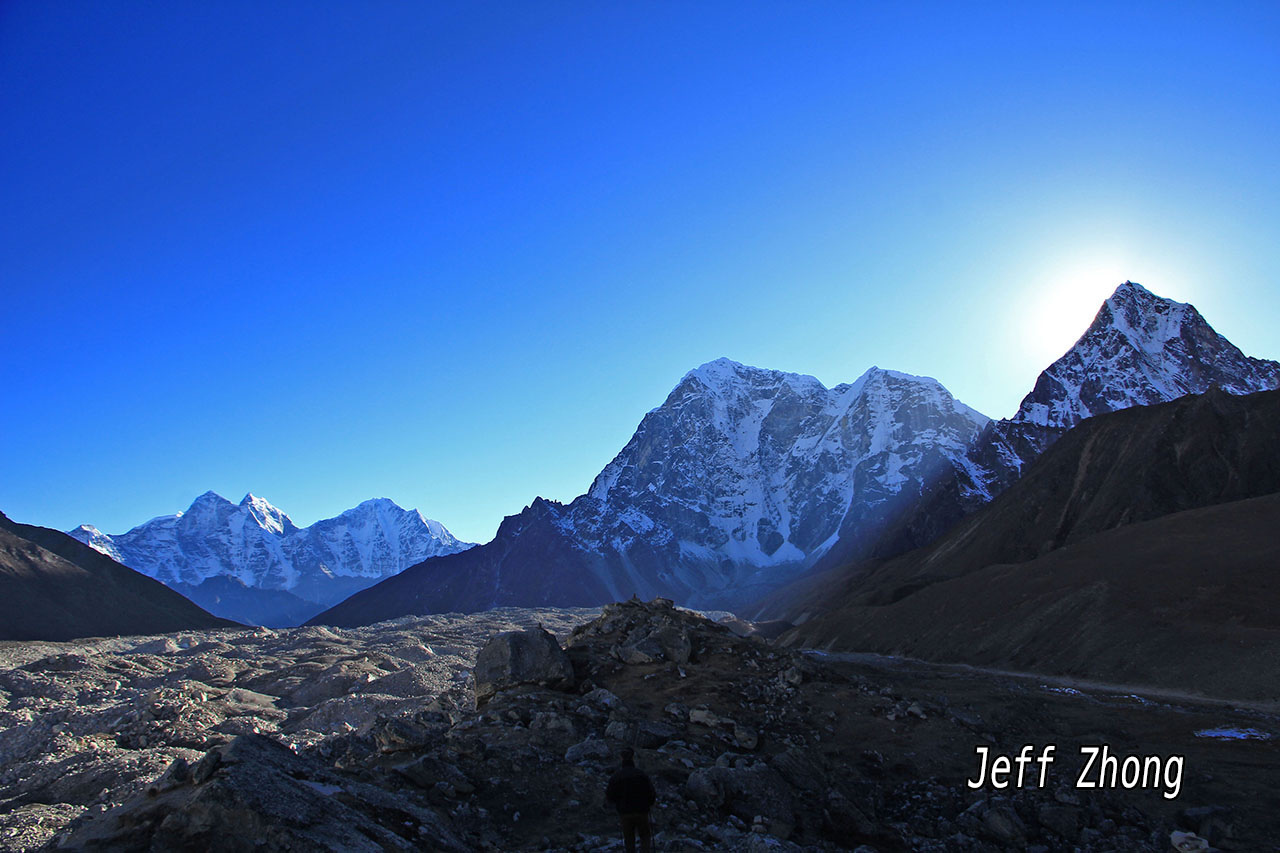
[70,494,474,625]
[313,281,1280,627]
[0,512,236,641]
[49,280,1280,635]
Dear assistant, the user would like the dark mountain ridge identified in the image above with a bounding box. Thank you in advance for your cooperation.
[0,512,237,641]
[309,499,633,627]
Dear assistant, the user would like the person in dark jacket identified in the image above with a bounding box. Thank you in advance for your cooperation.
[605,747,656,853]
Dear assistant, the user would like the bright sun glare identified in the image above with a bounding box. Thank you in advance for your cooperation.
[1017,261,1132,366]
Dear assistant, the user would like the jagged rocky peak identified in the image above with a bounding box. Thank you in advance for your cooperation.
[307,495,473,557]
[494,497,570,541]
[572,358,989,594]
[311,292,1280,623]
[174,490,263,536]
[591,359,986,500]
[839,365,990,443]
[310,356,999,624]
[1013,281,1280,428]
[181,489,231,515]
[237,492,298,536]
[679,356,829,400]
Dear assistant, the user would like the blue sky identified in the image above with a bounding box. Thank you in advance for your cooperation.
[3,2,1278,543]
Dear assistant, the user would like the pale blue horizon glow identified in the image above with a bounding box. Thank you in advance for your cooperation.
[2,2,1278,543]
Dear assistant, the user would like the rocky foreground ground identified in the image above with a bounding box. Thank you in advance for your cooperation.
[1,600,1277,851]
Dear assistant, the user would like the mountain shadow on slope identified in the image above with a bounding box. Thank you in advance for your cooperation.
[0,512,239,641]
[309,362,997,627]
[785,492,1280,700]
[812,418,1067,572]
[315,283,1280,629]
[768,387,1280,698]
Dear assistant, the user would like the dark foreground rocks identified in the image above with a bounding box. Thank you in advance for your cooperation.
[5,599,1278,851]
[58,734,467,852]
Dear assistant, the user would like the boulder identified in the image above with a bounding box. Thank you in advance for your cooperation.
[690,707,727,728]
[683,766,795,827]
[604,719,679,749]
[981,804,1026,845]
[685,768,725,807]
[617,637,665,664]
[473,627,574,706]
[370,715,442,754]
[564,737,612,764]
[650,625,693,664]
[1036,802,1080,841]
[582,687,624,710]
[394,754,475,794]
[769,749,826,793]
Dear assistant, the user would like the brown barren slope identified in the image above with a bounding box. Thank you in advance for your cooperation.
[773,388,1280,700]
[785,492,1280,700]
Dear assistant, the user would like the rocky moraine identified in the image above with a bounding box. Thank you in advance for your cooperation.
[2,600,1276,851]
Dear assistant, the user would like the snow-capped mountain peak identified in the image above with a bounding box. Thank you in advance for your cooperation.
[572,358,989,601]
[309,281,1280,624]
[237,493,296,536]
[841,366,990,430]
[191,489,228,507]
[682,357,828,399]
[70,524,124,563]
[69,494,476,605]
[1012,281,1280,428]
[1103,280,1195,354]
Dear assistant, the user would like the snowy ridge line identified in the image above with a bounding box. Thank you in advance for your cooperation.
[560,358,992,593]
[70,492,476,597]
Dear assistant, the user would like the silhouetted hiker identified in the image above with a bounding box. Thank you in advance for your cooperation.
[605,746,656,853]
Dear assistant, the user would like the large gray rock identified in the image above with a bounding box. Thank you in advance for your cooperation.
[472,626,574,705]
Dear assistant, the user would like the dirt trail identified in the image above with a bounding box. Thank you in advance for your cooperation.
[808,648,1280,719]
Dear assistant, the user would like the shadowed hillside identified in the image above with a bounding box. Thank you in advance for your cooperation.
[0,512,237,640]
[772,388,1280,700]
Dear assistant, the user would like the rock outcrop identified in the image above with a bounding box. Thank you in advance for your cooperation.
[473,626,575,705]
